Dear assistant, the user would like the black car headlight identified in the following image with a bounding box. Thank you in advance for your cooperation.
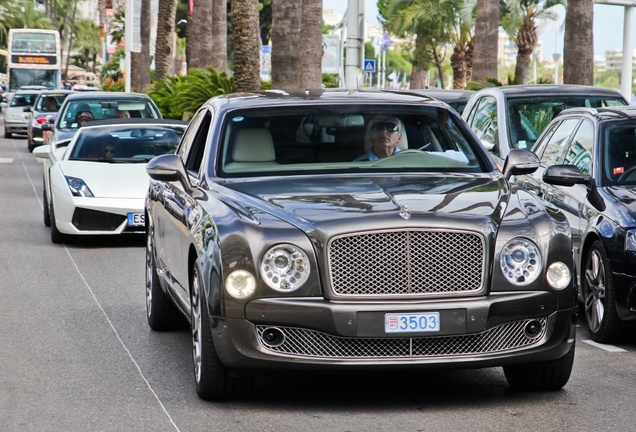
[500,238,541,285]
[65,176,94,197]
[260,244,310,292]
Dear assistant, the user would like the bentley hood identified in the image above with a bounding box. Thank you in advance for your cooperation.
[221,175,512,232]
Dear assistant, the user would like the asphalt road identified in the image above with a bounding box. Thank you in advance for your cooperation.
[1,128,636,432]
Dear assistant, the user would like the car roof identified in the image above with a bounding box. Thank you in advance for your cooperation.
[81,118,187,128]
[62,91,154,101]
[406,89,476,101]
[36,90,75,96]
[475,84,626,98]
[559,105,636,120]
[204,88,451,111]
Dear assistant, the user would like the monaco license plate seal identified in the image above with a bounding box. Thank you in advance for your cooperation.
[385,312,440,334]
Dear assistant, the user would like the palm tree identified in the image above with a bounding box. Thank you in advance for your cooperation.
[271,0,322,89]
[72,18,101,73]
[154,0,179,81]
[3,2,53,29]
[503,0,563,84]
[231,0,260,91]
[383,0,452,89]
[471,0,498,84]
[563,0,593,85]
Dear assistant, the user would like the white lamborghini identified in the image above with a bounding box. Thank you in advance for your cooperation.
[34,119,187,243]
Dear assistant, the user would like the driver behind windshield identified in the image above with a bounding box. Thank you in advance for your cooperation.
[355,115,403,161]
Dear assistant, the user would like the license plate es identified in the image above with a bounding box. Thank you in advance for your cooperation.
[127,212,145,226]
[385,312,440,333]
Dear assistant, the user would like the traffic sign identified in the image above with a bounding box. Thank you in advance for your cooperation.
[363,59,376,73]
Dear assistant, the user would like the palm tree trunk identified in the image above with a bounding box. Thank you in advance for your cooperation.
[187,0,213,69]
[231,0,260,91]
[210,0,228,72]
[433,47,445,89]
[155,0,179,81]
[271,0,302,88]
[299,0,323,88]
[472,0,499,84]
[513,20,537,84]
[563,0,593,85]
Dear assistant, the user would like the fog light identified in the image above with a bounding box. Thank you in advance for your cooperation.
[261,327,285,347]
[524,320,543,339]
[225,270,256,299]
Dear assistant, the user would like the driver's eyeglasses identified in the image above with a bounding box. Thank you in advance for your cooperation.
[371,122,399,133]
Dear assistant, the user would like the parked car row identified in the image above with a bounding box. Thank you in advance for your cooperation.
[15,84,635,401]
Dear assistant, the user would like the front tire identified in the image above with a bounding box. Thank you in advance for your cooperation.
[191,265,254,400]
[49,197,68,244]
[503,340,575,391]
[583,241,622,343]
[145,228,182,330]
[43,184,51,227]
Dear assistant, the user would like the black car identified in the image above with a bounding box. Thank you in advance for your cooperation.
[26,89,74,151]
[462,85,628,167]
[144,89,578,400]
[408,89,475,114]
[517,105,636,343]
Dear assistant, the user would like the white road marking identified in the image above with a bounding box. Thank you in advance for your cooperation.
[0,157,14,163]
[18,143,181,432]
[582,339,627,352]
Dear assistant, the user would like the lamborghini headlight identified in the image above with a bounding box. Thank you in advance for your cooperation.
[65,176,94,197]
[500,238,541,285]
[260,244,310,292]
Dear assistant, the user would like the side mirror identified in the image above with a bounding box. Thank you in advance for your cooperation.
[24,106,33,112]
[543,165,591,187]
[502,149,540,180]
[147,154,192,190]
[32,145,51,160]
[42,122,52,131]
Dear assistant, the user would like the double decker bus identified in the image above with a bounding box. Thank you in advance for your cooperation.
[7,29,61,92]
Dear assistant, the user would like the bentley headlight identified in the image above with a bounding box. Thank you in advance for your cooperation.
[225,270,256,299]
[65,176,94,197]
[626,230,636,252]
[500,238,541,285]
[546,261,571,290]
[261,244,310,292]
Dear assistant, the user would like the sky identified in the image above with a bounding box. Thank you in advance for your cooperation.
[323,0,636,58]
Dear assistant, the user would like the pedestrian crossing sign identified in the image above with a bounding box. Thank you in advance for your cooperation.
[363,59,376,73]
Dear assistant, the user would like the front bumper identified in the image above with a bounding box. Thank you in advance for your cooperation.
[52,192,145,235]
[211,292,575,371]
[5,120,28,133]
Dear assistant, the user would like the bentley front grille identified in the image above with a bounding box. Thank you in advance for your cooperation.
[328,230,484,296]
[256,318,547,359]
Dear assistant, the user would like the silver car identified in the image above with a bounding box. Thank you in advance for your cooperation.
[3,89,41,138]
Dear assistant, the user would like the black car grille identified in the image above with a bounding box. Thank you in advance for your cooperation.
[72,208,126,231]
[328,230,485,297]
[256,318,547,359]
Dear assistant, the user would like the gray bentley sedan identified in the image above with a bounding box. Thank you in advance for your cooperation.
[144,89,577,400]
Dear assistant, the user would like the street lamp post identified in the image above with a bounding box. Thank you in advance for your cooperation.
[553,53,561,84]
